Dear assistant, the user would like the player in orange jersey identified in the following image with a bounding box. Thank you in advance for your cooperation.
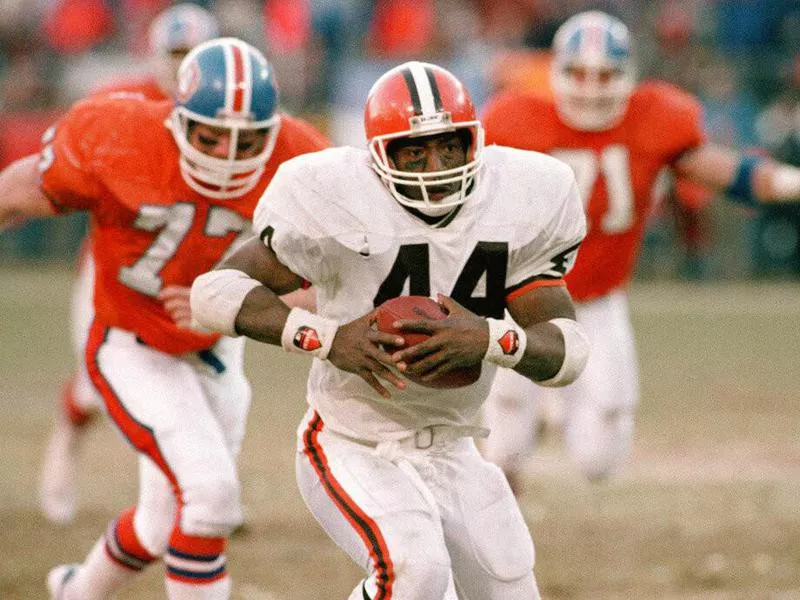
[37,2,221,525]
[0,38,329,600]
[480,11,800,488]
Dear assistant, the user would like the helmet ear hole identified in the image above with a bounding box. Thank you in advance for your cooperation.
[385,138,406,163]
[457,129,472,153]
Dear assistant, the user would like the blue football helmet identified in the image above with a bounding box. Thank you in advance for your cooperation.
[147,3,219,97]
[551,11,636,131]
[169,37,281,198]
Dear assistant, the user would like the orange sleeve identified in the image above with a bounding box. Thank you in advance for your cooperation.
[481,91,550,151]
[89,77,168,102]
[280,114,333,155]
[38,99,109,213]
[637,81,706,163]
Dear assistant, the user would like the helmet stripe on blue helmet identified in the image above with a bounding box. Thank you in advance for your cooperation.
[223,40,252,118]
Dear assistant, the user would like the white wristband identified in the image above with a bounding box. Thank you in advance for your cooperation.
[538,317,590,387]
[190,269,262,337]
[484,318,527,368]
[281,308,339,360]
[771,164,800,200]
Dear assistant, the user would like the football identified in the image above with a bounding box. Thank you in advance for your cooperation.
[375,296,482,389]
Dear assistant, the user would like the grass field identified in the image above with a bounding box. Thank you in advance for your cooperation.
[1,264,799,599]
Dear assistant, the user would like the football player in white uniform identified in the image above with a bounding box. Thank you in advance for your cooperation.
[191,61,590,600]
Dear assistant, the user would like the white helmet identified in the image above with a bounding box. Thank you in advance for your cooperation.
[551,11,636,131]
[147,3,219,97]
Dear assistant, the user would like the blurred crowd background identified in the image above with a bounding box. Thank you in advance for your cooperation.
[1,0,799,279]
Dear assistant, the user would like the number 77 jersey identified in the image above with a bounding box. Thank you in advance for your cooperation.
[38,94,330,355]
[482,80,705,302]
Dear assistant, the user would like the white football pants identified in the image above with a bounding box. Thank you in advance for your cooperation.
[87,326,251,551]
[296,409,540,600]
[69,247,103,412]
[483,290,638,481]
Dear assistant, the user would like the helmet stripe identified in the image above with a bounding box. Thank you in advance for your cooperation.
[164,12,179,47]
[584,23,605,56]
[230,43,245,113]
[238,40,253,116]
[401,67,422,115]
[423,66,443,112]
[221,40,253,117]
[184,17,199,48]
[402,62,440,116]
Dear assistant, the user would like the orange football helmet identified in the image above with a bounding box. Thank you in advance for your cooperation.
[364,61,484,216]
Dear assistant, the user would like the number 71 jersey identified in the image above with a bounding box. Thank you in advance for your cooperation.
[254,145,585,435]
[38,94,330,355]
[482,80,705,302]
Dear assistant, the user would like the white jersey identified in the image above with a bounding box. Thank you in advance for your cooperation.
[253,145,585,441]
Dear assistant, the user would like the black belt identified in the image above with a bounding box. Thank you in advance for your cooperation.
[135,336,226,374]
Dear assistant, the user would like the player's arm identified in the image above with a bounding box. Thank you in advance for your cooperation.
[190,237,406,397]
[503,284,587,384]
[0,155,57,231]
[394,158,588,386]
[393,285,588,387]
[191,236,306,345]
[674,143,800,205]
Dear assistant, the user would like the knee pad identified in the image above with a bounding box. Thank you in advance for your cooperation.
[134,463,177,556]
[385,555,451,600]
[180,477,243,538]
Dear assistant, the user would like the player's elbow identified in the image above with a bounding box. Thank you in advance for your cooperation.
[0,155,52,230]
[536,318,590,387]
[190,269,261,337]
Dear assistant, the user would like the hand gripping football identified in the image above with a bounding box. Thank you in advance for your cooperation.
[376,296,482,389]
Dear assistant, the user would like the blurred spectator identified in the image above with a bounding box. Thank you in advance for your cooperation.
[42,0,116,55]
[367,0,436,58]
[484,2,560,99]
[755,57,800,152]
[1,0,798,277]
[751,60,800,277]
[217,0,266,45]
[117,0,173,54]
[756,89,800,150]
[262,0,313,113]
[477,0,541,47]
[0,47,58,112]
[0,2,74,259]
[699,54,759,147]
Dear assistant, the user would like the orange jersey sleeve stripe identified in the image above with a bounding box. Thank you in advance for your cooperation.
[506,278,566,302]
